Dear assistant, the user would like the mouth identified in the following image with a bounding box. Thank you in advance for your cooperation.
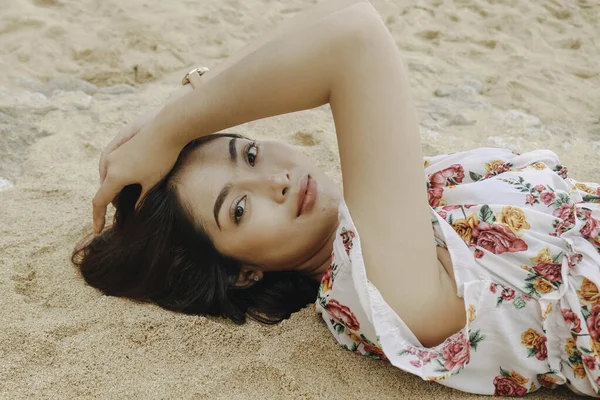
[297,174,317,217]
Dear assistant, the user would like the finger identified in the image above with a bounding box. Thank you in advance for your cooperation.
[92,179,122,234]
[134,186,149,211]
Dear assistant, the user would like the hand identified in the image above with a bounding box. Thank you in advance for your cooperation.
[92,119,182,234]
[98,84,194,187]
[99,107,162,186]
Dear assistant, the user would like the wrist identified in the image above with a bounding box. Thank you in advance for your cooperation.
[167,84,194,104]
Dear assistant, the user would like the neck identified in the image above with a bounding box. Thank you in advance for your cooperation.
[295,224,338,282]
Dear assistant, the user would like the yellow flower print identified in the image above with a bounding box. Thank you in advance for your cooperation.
[575,182,597,195]
[542,303,553,320]
[439,199,448,207]
[537,373,559,388]
[509,370,529,385]
[533,278,553,294]
[530,162,547,170]
[424,159,431,168]
[520,265,531,271]
[530,248,553,265]
[345,328,361,344]
[452,213,480,243]
[529,381,537,392]
[591,339,600,357]
[521,328,541,347]
[497,206,531,233]
[565,338,577,355]
[485,160,507,172]
[467,305,476,326]
[426,373,453,382]
[577,278,600,304]
[573,363,586,379]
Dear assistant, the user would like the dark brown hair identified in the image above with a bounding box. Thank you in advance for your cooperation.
[72,133,319,324]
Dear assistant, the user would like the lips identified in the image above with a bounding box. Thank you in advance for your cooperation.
[297,174,317,217]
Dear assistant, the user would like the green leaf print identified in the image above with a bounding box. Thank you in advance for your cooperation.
[582,306,591,321]
[583,194,600,203]
[434,359,449,374]
[397,349,410,356]
[499,367,511,378]
[469,329,486,351]
[513,297,526,309]
[568,350,583,366]
[469,171,483,182]
[527,346,537,358]
[479,205,496,224]
[333,321,345,335]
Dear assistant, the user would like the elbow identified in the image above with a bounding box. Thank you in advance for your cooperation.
[330,1,393,59]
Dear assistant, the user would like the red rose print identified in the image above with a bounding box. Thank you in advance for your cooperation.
[471,221,528,255]
[428,187,444,207]
[493,376,528,396]
[540,191,556,205]
[532,262,562,283]
[567,253,583,269]
[501,288,515,301]
[526,194,535,205]
[584,356,596,371]
[340,229,355,256]
[553,203,575,221]
[409,360,422,368]
[429,164,465,188]
[553,204,576,234]
[586,304,600,340]
[490,282,498,294]
[441,332,470,372]
[534,185,546,192]
[561,308,582,333]
[484,163,510,179]
[581,216,600,241]
[325,299,360,331]
[363,343,388,361]
[416,349,438,364]
[522,294,532,301]
[437,210,448,219]
[474,249,484,259]
[535,336,548,361]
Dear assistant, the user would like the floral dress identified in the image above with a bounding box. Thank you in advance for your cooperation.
[314,147,600,397]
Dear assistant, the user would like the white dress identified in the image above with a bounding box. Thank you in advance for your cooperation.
[314,147,600,397]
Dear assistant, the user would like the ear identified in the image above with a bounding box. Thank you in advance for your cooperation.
[234,266,264,289]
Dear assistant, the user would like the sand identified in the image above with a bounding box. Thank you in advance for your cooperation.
[0,0,598,398]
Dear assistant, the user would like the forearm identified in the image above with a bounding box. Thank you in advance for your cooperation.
[198,0,367,85]
[155,1,370,147]
[165,0,366,103]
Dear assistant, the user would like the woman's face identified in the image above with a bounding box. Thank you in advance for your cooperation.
[175,136,342,273]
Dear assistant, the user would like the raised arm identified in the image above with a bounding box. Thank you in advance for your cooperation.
[94,0,465,346]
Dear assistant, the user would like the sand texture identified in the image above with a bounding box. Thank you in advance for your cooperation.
[1,0,599,398]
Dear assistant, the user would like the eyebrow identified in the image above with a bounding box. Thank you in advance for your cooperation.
[213,138,238,230]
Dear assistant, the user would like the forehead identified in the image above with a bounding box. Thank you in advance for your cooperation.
[176,136,238,229]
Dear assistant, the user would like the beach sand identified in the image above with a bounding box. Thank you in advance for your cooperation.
[1,0,598,398]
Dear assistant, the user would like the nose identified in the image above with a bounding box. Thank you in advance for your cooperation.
[267,170,290,204]
[238,170,290,204]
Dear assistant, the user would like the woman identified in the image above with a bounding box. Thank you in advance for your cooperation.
[73,0,600,396]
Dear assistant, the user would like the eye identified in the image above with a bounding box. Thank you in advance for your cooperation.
[247,141,258,166]
[231,196,247,225]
